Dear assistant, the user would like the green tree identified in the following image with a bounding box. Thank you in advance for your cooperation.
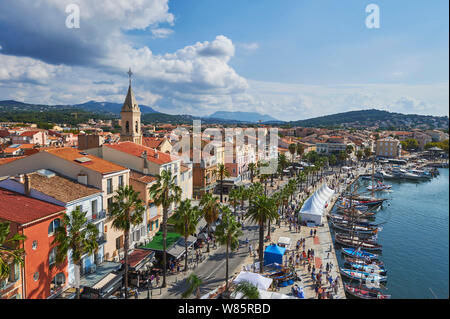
[248,162,257,183]
[0,222,26,281]
[246,195,278,273]
[364,147,371,158]
[214,163,230,203]
[110,185,145,298]
[215,206,243,293]
[233,281,260,299]
[356,150,364,161]
[277,153,288,180]
[182,274,203,299]
[199,193,220,253]
[52,207,99,299]
[296,143,305,159]
[149,170,182,288]
[172,199,201,272]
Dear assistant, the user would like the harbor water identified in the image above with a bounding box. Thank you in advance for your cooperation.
[331,168,449,299]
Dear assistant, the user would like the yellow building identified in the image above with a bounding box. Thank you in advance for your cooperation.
[376,138,401,158]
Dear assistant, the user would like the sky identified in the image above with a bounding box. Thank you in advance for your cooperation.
[0,0,448,121]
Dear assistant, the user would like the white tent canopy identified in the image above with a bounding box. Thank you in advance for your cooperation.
[277,237,291,249]
[233,271,273,291]
[299,183,334,225]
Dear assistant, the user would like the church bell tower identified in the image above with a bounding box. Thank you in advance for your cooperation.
[120,68,142,145]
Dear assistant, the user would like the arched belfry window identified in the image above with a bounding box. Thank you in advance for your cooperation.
[126,121,129,133]
[135,121,139,133]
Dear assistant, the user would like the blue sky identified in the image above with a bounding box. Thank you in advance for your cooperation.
[0,0,448,120]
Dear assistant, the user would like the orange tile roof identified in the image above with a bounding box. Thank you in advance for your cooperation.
[106,142,175,165]
[20,130,41,137]
[142,137,164,149]
[130,170,157,184]
[0,188,65,225]
[0,156,26,165]
[45,147,127,175]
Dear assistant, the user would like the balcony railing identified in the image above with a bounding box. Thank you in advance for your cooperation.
[96,233,107,245]
[86,210,107,224]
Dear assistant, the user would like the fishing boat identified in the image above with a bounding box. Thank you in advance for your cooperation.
[341,248,379,259]
[328,214,375,226]
[343,256,384,266]
[335,235,383,251]
[409,169,432,180]
[335,233,379,243]
[340,268,387,282]
[332,221,379,235]
[345,262,386,275]
[344,283,391,299]
[374,170,395,180]
[336,208,377,218]
[366,181,392,191]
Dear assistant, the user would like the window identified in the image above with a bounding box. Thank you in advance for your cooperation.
[49,247,57,266]
[155,220,158,229]
[116,235,123,250]
[107,197,114,212]
[126,121,129,133]
[118,175,124,188]
[107,178,113,194]
[8,262,20,282]
[32,240,38,250]
[50,273,65,295]
[48,218,60,236]
[33,272,39,281]
[91,200,98,214]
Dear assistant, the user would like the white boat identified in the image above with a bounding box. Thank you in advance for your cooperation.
[374,170,394,179]
[366,182,392,191]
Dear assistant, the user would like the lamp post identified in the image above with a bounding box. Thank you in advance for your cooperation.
[147,279,152,299]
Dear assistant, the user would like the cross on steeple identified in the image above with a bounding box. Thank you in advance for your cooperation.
[127,67,133,86]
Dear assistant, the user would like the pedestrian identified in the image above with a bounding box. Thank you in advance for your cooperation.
[134,288,139,299]
[249,244,252,257]
[326,262,330,272]
[156,274,160,287]
[310,229,313,237]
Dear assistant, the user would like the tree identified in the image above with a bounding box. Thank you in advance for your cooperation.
[52,207,99,299]
[296,143,305,159]
[199,193,220,253]
[109,185,145,299]
[329,154,337,166]
[278,153,288,180]
[182,274,203,299]
[214,164,230,203]
[172,199,201,272]
[228,187,240,213]
[364,147,371,158]
[248,162,257,183]
[401,138,419,151]
[233,281,260,299]
[288,143,297,163]
[149,170,182,288]
[0,222,26,281]
[356,150,364,161]
[346,144,354,155]
[245,195,278,273]
[215,206,243,293]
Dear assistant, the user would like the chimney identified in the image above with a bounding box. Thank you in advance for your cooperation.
[154,151,159,159]
[24,174,31,196]
[141,150,147,159]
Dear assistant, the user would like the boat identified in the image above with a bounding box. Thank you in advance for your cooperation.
[340,268,387,282]
[331,221,379,235]
[344,283,391,299]
[374,170,395,180]
[345,262,386,275]
[366,181,392,191]
[328,214,375,226]
[335,235,383,251]
[409,169,432,180]
[343,256,384,266]
[336,208,377,218]
[335,233,379,243]
[341,248,379,260]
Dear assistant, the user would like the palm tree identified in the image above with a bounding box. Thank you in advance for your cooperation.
[288,143,297,169]
[278,153,288,181]
[246,194,278,273]
[215,206,243,294]
[296,172,306,192]
[182,274,203,299]
[214,163,230,203]
[109,185,145,299]
[199,193,220,253]
[0,222,26,281]
[235,185,247,211]
[296,143,305,160]
[149,169,182,288]
[52,207,99,299]
[172,199,201,272]
[228,187,240,214]
[233,281,260,299]
[248,162,257,183]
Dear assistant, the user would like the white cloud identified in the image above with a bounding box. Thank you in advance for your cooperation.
[239,42,259,51]
[151,28,174,39]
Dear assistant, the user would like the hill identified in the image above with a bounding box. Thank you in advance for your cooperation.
[288,109,449,130]
[208,111,278,123]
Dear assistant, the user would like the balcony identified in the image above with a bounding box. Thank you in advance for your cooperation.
[96,233,107,245]
[86,210,107,225]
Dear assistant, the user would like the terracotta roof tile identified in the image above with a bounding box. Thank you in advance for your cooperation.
[106,142,175,165]
[45,147,127,175]
[130,170,157,184]
[0,188,65,224]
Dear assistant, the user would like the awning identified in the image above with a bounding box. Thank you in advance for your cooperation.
[196,219,207,234]
[121,248,155,271]
[167,235,197,259]
[277,237,291,248]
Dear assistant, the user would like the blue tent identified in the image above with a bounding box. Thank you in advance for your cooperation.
[264,244,286,266]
